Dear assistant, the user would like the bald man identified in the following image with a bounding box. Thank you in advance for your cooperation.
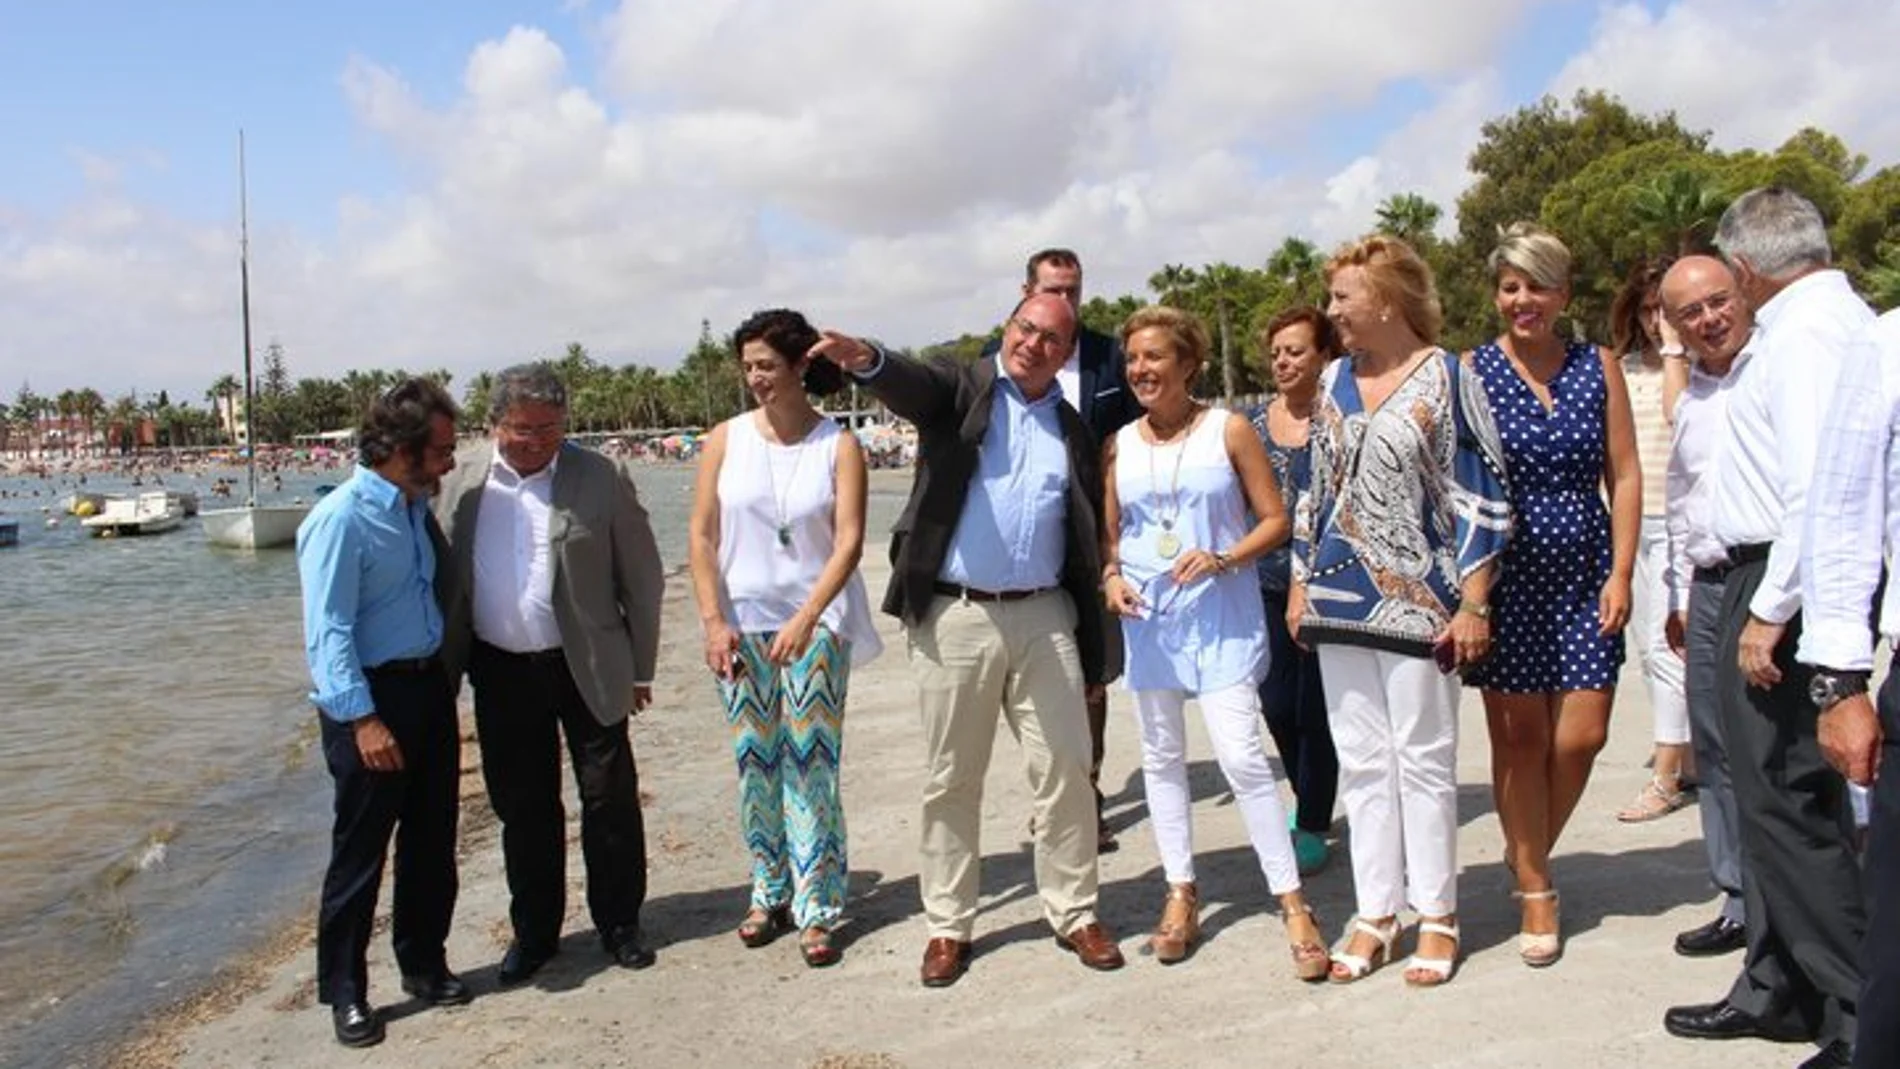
[1657,255,1755,961]
[814,294,1125,987]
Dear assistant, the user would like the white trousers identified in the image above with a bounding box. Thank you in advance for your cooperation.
[1318,646,1460,917]
[1632,516,1690,745]
[1132,684,1302,894]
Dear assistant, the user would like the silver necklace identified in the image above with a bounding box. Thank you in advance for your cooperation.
[1146,405,1201,559]
[762,414,817,549]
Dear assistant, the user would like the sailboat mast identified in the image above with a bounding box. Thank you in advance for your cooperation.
[237,130,257,505]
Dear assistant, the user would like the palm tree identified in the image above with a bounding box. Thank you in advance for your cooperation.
[1147,264,1198,306]
[1265,237,1324,306]
[461,371,496,428]
[54,389,78,453]
[1630,168,1728,257]
[206,374,241,443]
[75,388,103,454]
[1374,193,1444,246]
[1196,263,1251,400]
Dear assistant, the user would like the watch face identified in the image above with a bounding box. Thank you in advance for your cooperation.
[1809,677,1833,706]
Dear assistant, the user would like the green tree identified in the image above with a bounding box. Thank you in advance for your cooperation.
[1147,263,1198,306]
[1629,167,1729,257]
[1077,294,1143,339]
[1265,237,1326,308]
[1780,127,1867,184]
[461,370,496,428]
[1375,193,1444,247]
[670,320,743,428]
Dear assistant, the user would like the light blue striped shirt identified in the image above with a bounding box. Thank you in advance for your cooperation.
[295,466,443,721]
[938,358,1071,592]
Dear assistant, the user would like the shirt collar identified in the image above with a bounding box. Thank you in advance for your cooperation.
[353,465,407,510]
[1755,269,1850,331]
[991,354,1066,409]
[488,442,560,486]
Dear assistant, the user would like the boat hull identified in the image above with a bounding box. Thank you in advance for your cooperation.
[201,505,310,549]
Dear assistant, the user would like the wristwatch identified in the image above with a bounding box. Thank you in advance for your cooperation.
[1809,671,1870,710]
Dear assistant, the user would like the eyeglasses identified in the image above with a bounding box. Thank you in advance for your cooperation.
[499,420,564,440]
[1671,290,1734,328]
[1122,566,1186,619]
[1009,316,1068,350]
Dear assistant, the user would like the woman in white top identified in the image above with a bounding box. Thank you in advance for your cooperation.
[1607,259,1695,822]
[688,309,883,968]
[1101,305,1327,980]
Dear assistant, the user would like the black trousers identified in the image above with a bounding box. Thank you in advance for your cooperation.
[1857,670,1900,1067]
[470,641,647,951]
[1718,559,1864,1047]
[1260,586,1338,834]
[316,666,460,1006]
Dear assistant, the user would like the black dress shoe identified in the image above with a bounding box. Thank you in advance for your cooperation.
[1662,999,1806,1042]
[1674,916,1746,957]
[1797,1040,1854,1068]
[605,927,656,970]
[400,970,473,1006]
[496,941,558,987]
[331,1003,384,1048]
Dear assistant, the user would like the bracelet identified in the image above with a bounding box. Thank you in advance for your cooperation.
[1457,601,1491,619]
[1214,550,1232,572]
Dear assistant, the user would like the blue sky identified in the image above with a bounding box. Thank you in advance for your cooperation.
[0,0,1893,398]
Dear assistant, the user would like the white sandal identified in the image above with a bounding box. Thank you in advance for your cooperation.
[1328,916,1399,984]
[1513,889,1562,967]
[1405,919,1461,987]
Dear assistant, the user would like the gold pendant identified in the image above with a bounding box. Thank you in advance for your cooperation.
[1156,530,1181,559]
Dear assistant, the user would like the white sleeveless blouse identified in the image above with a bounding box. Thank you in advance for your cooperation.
[714,414,883,665]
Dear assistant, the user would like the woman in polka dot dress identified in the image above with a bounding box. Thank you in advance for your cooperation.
[1467,223,1640,969]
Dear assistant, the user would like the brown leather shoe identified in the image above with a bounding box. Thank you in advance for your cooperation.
[920,937,972,987]
[1057,922,1126,970]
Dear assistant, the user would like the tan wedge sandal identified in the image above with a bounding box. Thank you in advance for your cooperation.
[1284,902,1330,982]
[1150,883,1200,965]
[1513,888,1562,967]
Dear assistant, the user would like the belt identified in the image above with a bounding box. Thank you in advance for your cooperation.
[1692,562,1733,582]
[475,640,566,664]
[1726,542,1772,568]
[933,581,1054,603]
[365,654,441,676]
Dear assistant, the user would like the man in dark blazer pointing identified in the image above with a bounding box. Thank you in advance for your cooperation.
[815,293,1126,987]
[985,249,1144,850]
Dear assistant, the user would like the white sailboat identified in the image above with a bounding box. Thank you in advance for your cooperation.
[203,131,311,550]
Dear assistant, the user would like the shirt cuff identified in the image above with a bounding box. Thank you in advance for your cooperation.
[633,680,653,688]
[1796,619,1877,673]
[1747,585,1799,626]
[851,343,888,381]
[314,684,375,722]
[1668,586,1688,614]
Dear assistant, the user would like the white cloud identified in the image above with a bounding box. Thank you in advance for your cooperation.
[3,0,1896,399]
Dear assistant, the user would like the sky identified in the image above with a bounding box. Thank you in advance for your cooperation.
[3,0,1899,402]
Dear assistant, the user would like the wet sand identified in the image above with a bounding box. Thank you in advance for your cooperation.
[120,519,1797,1069]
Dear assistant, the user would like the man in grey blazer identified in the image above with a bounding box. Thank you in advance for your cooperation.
[437,363,666,984]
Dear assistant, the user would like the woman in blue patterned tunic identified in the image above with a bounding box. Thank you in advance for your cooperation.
[1291,236,1512,987]
[1249,307,1341,877]
[1467,223,1640,968]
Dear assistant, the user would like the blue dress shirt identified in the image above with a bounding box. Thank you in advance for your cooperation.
[937,358,1071,592]
[296,466,444,721]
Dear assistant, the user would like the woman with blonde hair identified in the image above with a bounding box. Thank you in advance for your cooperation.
[1466,223,1640,967]
[1102,304,1327,979]
[1291,236,1512,986]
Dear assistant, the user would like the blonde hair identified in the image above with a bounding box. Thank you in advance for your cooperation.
[1121,305,1211,377]
[1487,221,1572,291]
[1324,235,1443,344]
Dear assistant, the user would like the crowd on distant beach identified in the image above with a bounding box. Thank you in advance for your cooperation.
[293,186,1895,1069]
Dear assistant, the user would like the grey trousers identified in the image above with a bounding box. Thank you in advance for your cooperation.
[1686,567,1746,924]
[1718,558,1864,1048]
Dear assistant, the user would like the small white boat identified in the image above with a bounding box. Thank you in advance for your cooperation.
[81,492,185,537]
[0,517,17,547]
[167,490,200,517]
[201,503,310,550]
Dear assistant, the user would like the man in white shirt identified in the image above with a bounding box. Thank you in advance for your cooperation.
[1798,307,1900,1069]
[1657,255,1753,960]
[1663,189,1871,1069]
[436,363,667,985]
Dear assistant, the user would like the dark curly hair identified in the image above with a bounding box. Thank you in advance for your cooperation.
[731,308,845,397]
[358,378,459,468]
[1257,306,1341,360]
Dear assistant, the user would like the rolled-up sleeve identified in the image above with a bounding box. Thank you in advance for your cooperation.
[298,509,373,721]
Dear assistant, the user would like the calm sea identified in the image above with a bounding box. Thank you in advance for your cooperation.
[0,460,741,1068]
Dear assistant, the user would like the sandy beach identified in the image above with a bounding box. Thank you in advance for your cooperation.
[118,509,1798,1069]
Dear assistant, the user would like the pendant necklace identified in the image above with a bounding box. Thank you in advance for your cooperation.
[763,414,815,550]
[1148,406,1200,560]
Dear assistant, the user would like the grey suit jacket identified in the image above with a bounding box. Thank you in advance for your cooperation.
[436,442,666,726]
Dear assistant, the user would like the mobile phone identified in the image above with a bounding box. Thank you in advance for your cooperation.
[1432,634,1458,675]
[728,649,746,677]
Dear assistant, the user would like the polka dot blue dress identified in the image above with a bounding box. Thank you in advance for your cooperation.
[1468,341,1625,692]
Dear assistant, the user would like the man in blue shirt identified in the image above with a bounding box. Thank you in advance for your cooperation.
[296,379,466,1048]
[814,294,1125,987]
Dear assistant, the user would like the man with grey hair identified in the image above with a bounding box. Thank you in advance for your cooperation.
[437,362,667,984]
[1662,188,1872,1069]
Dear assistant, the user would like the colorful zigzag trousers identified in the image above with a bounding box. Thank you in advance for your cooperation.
[717,628,851,930]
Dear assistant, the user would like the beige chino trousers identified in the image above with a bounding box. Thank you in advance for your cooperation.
[906,590,1100,940]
